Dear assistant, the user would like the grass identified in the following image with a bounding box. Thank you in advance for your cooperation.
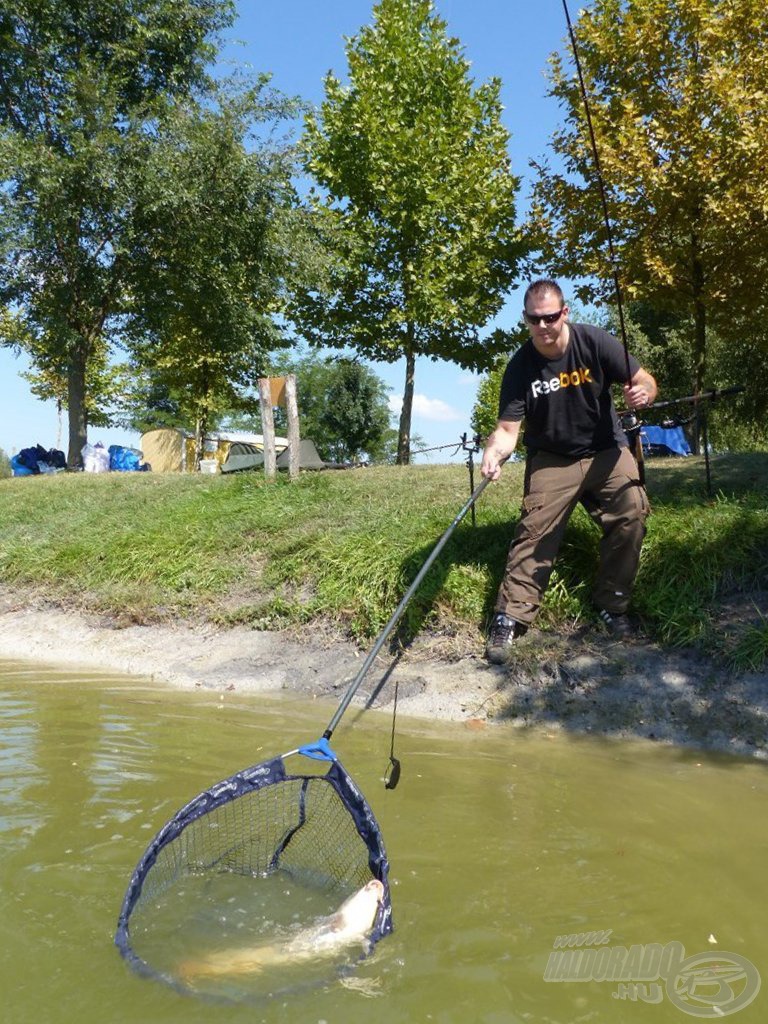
[1,453,767,668]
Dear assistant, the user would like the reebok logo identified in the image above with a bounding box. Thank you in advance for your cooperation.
[531,367,593,398]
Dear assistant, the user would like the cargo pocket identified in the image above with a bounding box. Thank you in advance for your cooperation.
[519,493,550,540]
[638,485,651,520]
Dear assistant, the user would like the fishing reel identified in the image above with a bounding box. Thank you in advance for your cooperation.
[621,410,642,437]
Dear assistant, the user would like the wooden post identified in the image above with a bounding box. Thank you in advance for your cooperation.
[258,377,277,481]
[285,374,300,481]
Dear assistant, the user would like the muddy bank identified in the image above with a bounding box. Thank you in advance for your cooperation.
[0,592,766,760]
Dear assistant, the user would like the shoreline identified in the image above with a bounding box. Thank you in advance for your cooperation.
[1,594,767,760]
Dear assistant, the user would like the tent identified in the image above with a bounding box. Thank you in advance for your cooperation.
[220,442,264,474]
[276,439,328,471]
[222,438,330,473]
[640,424,691,457]
[140,428,288,473]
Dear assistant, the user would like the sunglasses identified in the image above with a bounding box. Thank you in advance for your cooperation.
[523,308,565,326]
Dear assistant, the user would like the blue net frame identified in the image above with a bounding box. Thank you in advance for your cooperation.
[115,748,393,997]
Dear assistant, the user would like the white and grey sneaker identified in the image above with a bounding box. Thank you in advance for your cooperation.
[485,613,528,664]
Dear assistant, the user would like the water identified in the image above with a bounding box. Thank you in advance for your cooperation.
[1,659,767,1023]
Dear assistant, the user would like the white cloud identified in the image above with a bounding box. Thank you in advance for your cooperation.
[388,393,464,422]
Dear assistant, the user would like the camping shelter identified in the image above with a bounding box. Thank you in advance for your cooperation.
[276,439,327,471]
[140,428,289,473]
[221,438,330,473]
[640,424,691,457]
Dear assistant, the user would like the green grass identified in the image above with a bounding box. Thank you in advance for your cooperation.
[1,453,767,668]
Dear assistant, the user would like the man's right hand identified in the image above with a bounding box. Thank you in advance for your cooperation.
[480,420,521,481]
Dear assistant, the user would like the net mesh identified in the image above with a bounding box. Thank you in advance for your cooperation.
[115,751,393,1000]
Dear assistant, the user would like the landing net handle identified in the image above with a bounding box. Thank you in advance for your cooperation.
[324,475,491,739]
[115,750,393,978]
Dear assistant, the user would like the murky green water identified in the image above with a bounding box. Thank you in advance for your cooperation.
[2,659,767,1023]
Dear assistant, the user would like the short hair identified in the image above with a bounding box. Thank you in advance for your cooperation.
[524,279,565,309]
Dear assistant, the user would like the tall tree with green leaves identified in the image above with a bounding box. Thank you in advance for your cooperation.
[317,358,393,463]
[0,0,234,466]
[294,0,523,464]
[124,79,306,465]
[529,0,768,399]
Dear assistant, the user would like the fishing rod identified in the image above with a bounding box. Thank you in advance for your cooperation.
[638,385,744,414]
[560,0,632,382]
[617,385,745,497]
[560,0,646,482]
[616,384,745,417]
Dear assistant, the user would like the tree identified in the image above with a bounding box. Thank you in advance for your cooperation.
[294,0,524,464]
[226,347,394,463]
[471,355,511,443]
[124,79,306,465]
[0,0,235,467]
[528,0,768,399]
[114,374,188,435]
[320,359,393,463]
[618,301,768,452]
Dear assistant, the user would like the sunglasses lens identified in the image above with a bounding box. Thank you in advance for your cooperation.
[524,308,563,326]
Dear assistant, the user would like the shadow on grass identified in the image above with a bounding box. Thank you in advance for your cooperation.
[645,451,768,505]
[390,481,767,659]
[380,483,768,757]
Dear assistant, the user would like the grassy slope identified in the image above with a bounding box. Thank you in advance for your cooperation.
[1,454,767,669]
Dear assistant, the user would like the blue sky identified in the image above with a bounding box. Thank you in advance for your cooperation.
[1,0,570,462]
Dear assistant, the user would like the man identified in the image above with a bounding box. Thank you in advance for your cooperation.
[481,278,657,664]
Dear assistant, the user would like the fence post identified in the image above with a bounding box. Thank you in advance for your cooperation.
[285,374,300,481]
[258,377,277,481]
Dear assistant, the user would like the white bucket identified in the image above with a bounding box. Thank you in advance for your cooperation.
[199,459,218,474]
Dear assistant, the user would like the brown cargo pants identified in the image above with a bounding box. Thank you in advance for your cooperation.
[495,446,650,624]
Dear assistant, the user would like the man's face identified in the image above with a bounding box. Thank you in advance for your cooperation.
[523,291,569,351]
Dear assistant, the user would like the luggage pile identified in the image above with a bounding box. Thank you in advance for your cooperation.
[10,445,66,476]
[9,443,150,475]
[82,443,149,472]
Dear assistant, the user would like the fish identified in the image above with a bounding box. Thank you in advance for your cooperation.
[178,878,385,980]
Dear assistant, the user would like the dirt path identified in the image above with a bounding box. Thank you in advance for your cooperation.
[1,592,766,760]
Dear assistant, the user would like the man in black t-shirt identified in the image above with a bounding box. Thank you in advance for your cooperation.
[480,279,658,664]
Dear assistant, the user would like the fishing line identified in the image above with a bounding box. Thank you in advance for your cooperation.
[560,0,631,381]
[385,679,401,790]
[561,0,644,479]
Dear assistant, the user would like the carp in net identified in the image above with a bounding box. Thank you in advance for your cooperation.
[114,740,392,1000]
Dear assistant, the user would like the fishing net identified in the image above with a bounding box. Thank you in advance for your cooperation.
[115,743,392,1001]
[115,482,489,1002]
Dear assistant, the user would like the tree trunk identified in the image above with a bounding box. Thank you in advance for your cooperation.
[66,341,88,469]
[194,364,211,469]
[397,338,415,465]
[691,249,707,455]
[194,414,207,470]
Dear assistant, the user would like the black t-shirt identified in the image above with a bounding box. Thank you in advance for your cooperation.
[497,323,640,457]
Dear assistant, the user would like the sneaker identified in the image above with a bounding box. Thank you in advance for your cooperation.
[596,608,635,639]
[485,613,528,664]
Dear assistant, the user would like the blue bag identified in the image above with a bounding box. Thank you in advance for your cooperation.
[108,445,143,472]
